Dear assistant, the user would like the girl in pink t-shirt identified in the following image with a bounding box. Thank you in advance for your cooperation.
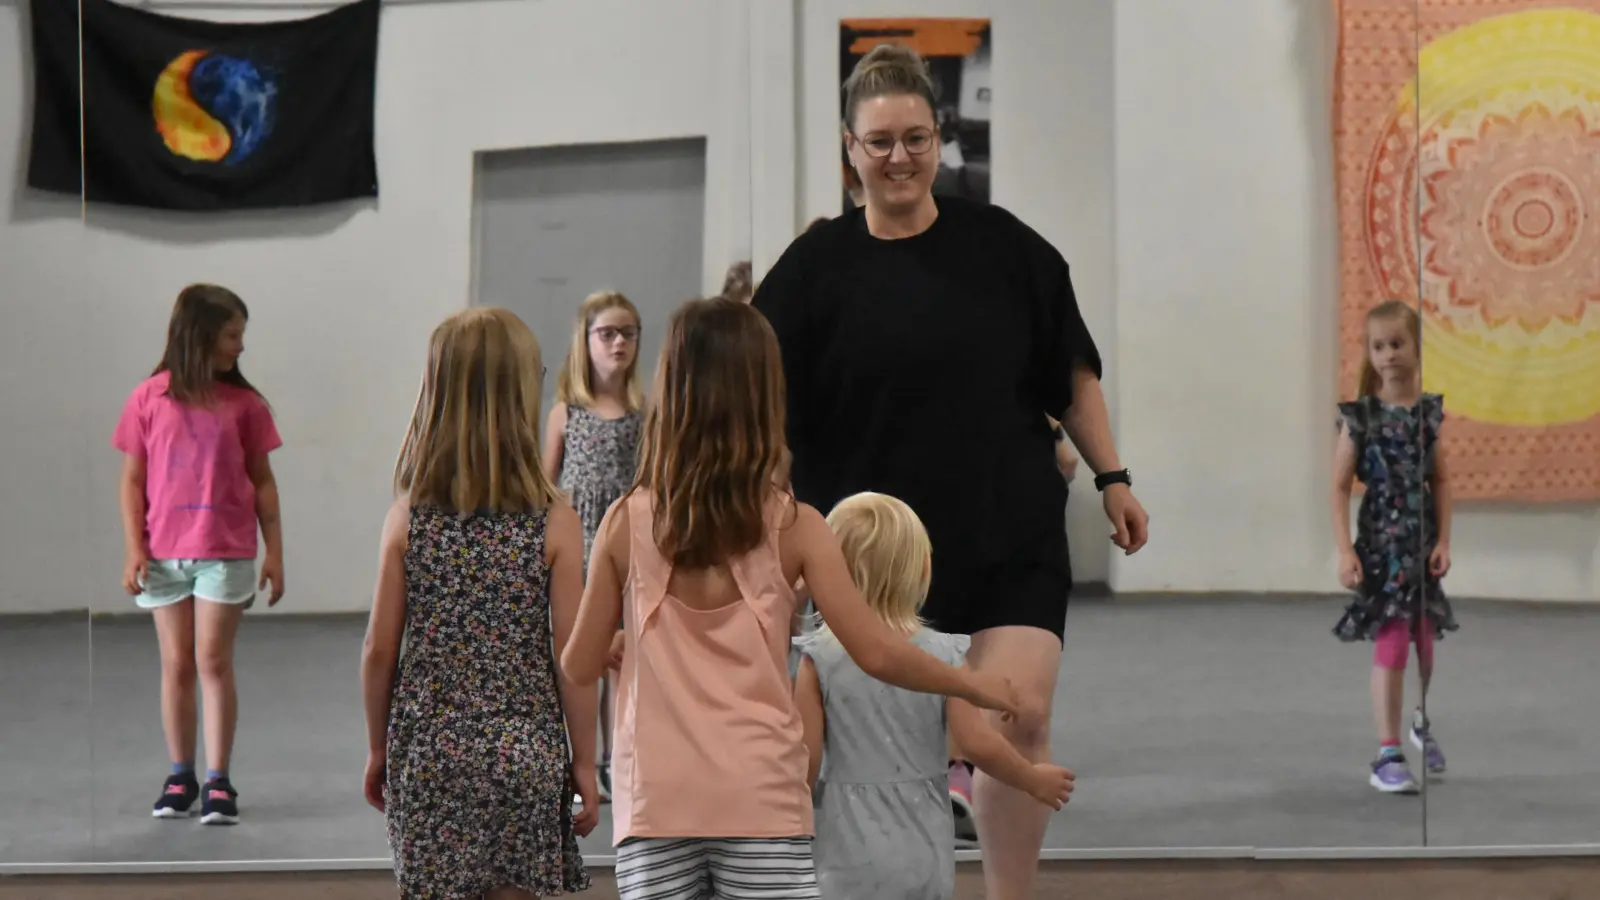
[112,284,284,827]
[562,298,1030,900]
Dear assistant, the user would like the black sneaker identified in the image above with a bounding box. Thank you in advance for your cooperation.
[152,773,199,819]
[199,777,240,825]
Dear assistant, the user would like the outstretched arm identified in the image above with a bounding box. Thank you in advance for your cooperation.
[948,693,1073,810]
[794,504,1025,720]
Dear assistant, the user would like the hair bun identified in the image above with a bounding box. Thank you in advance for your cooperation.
[842,41,939,128]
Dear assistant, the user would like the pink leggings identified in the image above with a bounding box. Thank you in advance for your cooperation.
[1374,616,1434,671]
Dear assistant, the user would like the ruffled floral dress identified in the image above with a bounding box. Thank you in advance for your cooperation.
[1333,393,1459,643]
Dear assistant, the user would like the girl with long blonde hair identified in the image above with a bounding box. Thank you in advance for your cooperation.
[542,290,645,801]
[362,307,596,900]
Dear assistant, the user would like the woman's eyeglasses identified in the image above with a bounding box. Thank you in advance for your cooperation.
[852,128,936,158]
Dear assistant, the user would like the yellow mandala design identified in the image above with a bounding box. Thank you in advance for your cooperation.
[1384,9,1600,426]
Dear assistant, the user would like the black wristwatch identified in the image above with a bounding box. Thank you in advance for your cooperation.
[1093,468,1132,492]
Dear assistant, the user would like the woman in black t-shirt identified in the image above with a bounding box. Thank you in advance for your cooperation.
[753,42,1148,900]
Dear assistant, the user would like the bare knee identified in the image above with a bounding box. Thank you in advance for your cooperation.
[162,655,197,688]
[197,648,234,684]
[993,709,1051,756]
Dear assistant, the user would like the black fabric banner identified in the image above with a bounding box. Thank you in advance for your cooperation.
[27,0,380,211]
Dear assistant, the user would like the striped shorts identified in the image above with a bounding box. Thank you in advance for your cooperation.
[615,837,820,900]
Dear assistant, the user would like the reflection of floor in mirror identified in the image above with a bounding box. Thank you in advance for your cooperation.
[2,595,1596,866]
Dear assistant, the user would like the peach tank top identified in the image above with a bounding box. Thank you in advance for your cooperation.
[609,491,813,844]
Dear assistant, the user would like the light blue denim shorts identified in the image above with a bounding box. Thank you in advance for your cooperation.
[136,559,256,610]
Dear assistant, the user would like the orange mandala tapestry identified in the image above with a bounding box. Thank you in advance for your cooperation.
[1335,0,1600,502]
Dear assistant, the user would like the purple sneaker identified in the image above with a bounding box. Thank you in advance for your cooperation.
[948,760,977,842]
[1410,720,1447,775]
[1369,755,1420,794]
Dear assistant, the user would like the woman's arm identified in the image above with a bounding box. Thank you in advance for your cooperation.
[561,501,627,688]
[542,402,568,484]
[1060,365,1121,476]
[794,654,826,790]
[546,502,598,791]
[793,504,1023,717]
[361,500,410,761]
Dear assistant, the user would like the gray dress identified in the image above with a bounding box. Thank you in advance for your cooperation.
[796,628,970,900]
[556,404,641,569]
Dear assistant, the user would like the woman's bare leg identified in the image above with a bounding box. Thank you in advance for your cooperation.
[967,625,1062,900]
[485,887,537,900]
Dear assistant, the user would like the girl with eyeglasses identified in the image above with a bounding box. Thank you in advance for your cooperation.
[542,290,645,803]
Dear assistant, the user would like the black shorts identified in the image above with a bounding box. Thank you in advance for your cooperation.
[919,561,1072,644]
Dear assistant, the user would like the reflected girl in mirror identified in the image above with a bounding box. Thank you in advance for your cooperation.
[543,291,645,804]
[113,284,284,827]
[1332,300,1458,795]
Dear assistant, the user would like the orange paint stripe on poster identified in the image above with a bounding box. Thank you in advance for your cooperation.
[842,18,988,58]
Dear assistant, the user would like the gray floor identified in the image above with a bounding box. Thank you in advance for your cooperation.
[2,596,1596,866]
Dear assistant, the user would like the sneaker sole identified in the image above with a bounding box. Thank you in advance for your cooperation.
[1369,773,1420,794]
[200,812,239,826]
[152,807,197,819]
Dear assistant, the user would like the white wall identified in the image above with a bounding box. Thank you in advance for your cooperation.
[0,0,759,614]
[1111,0,1599,601]
[795,0,1119,587]
[3,0,1593,615]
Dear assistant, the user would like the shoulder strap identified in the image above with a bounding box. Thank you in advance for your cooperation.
[724,494,796,616]
[625,492,668,631]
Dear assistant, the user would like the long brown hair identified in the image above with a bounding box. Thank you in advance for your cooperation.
[1357,300,1421,397]
[555,291,645,411]
[153,283,261,405]
[633,298,789,568]
[393,307,560,514]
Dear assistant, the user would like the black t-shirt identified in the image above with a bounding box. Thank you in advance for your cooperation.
[752,196,1103,578]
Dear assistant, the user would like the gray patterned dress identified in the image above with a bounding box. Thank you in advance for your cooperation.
[557,404,642,568]
[796,628,970,900]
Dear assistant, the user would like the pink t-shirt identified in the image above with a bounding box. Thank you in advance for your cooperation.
[610,491,813,845]
[112,372,282,561]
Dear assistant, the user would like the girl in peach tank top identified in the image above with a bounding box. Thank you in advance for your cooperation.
[561,298,1030,900]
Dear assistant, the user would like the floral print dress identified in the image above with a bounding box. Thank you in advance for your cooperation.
[558,404,642,568]
[1333,394,1459,643]
[385,506,589,900]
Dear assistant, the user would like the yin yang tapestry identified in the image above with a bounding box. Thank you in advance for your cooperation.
[27,0,380,211]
